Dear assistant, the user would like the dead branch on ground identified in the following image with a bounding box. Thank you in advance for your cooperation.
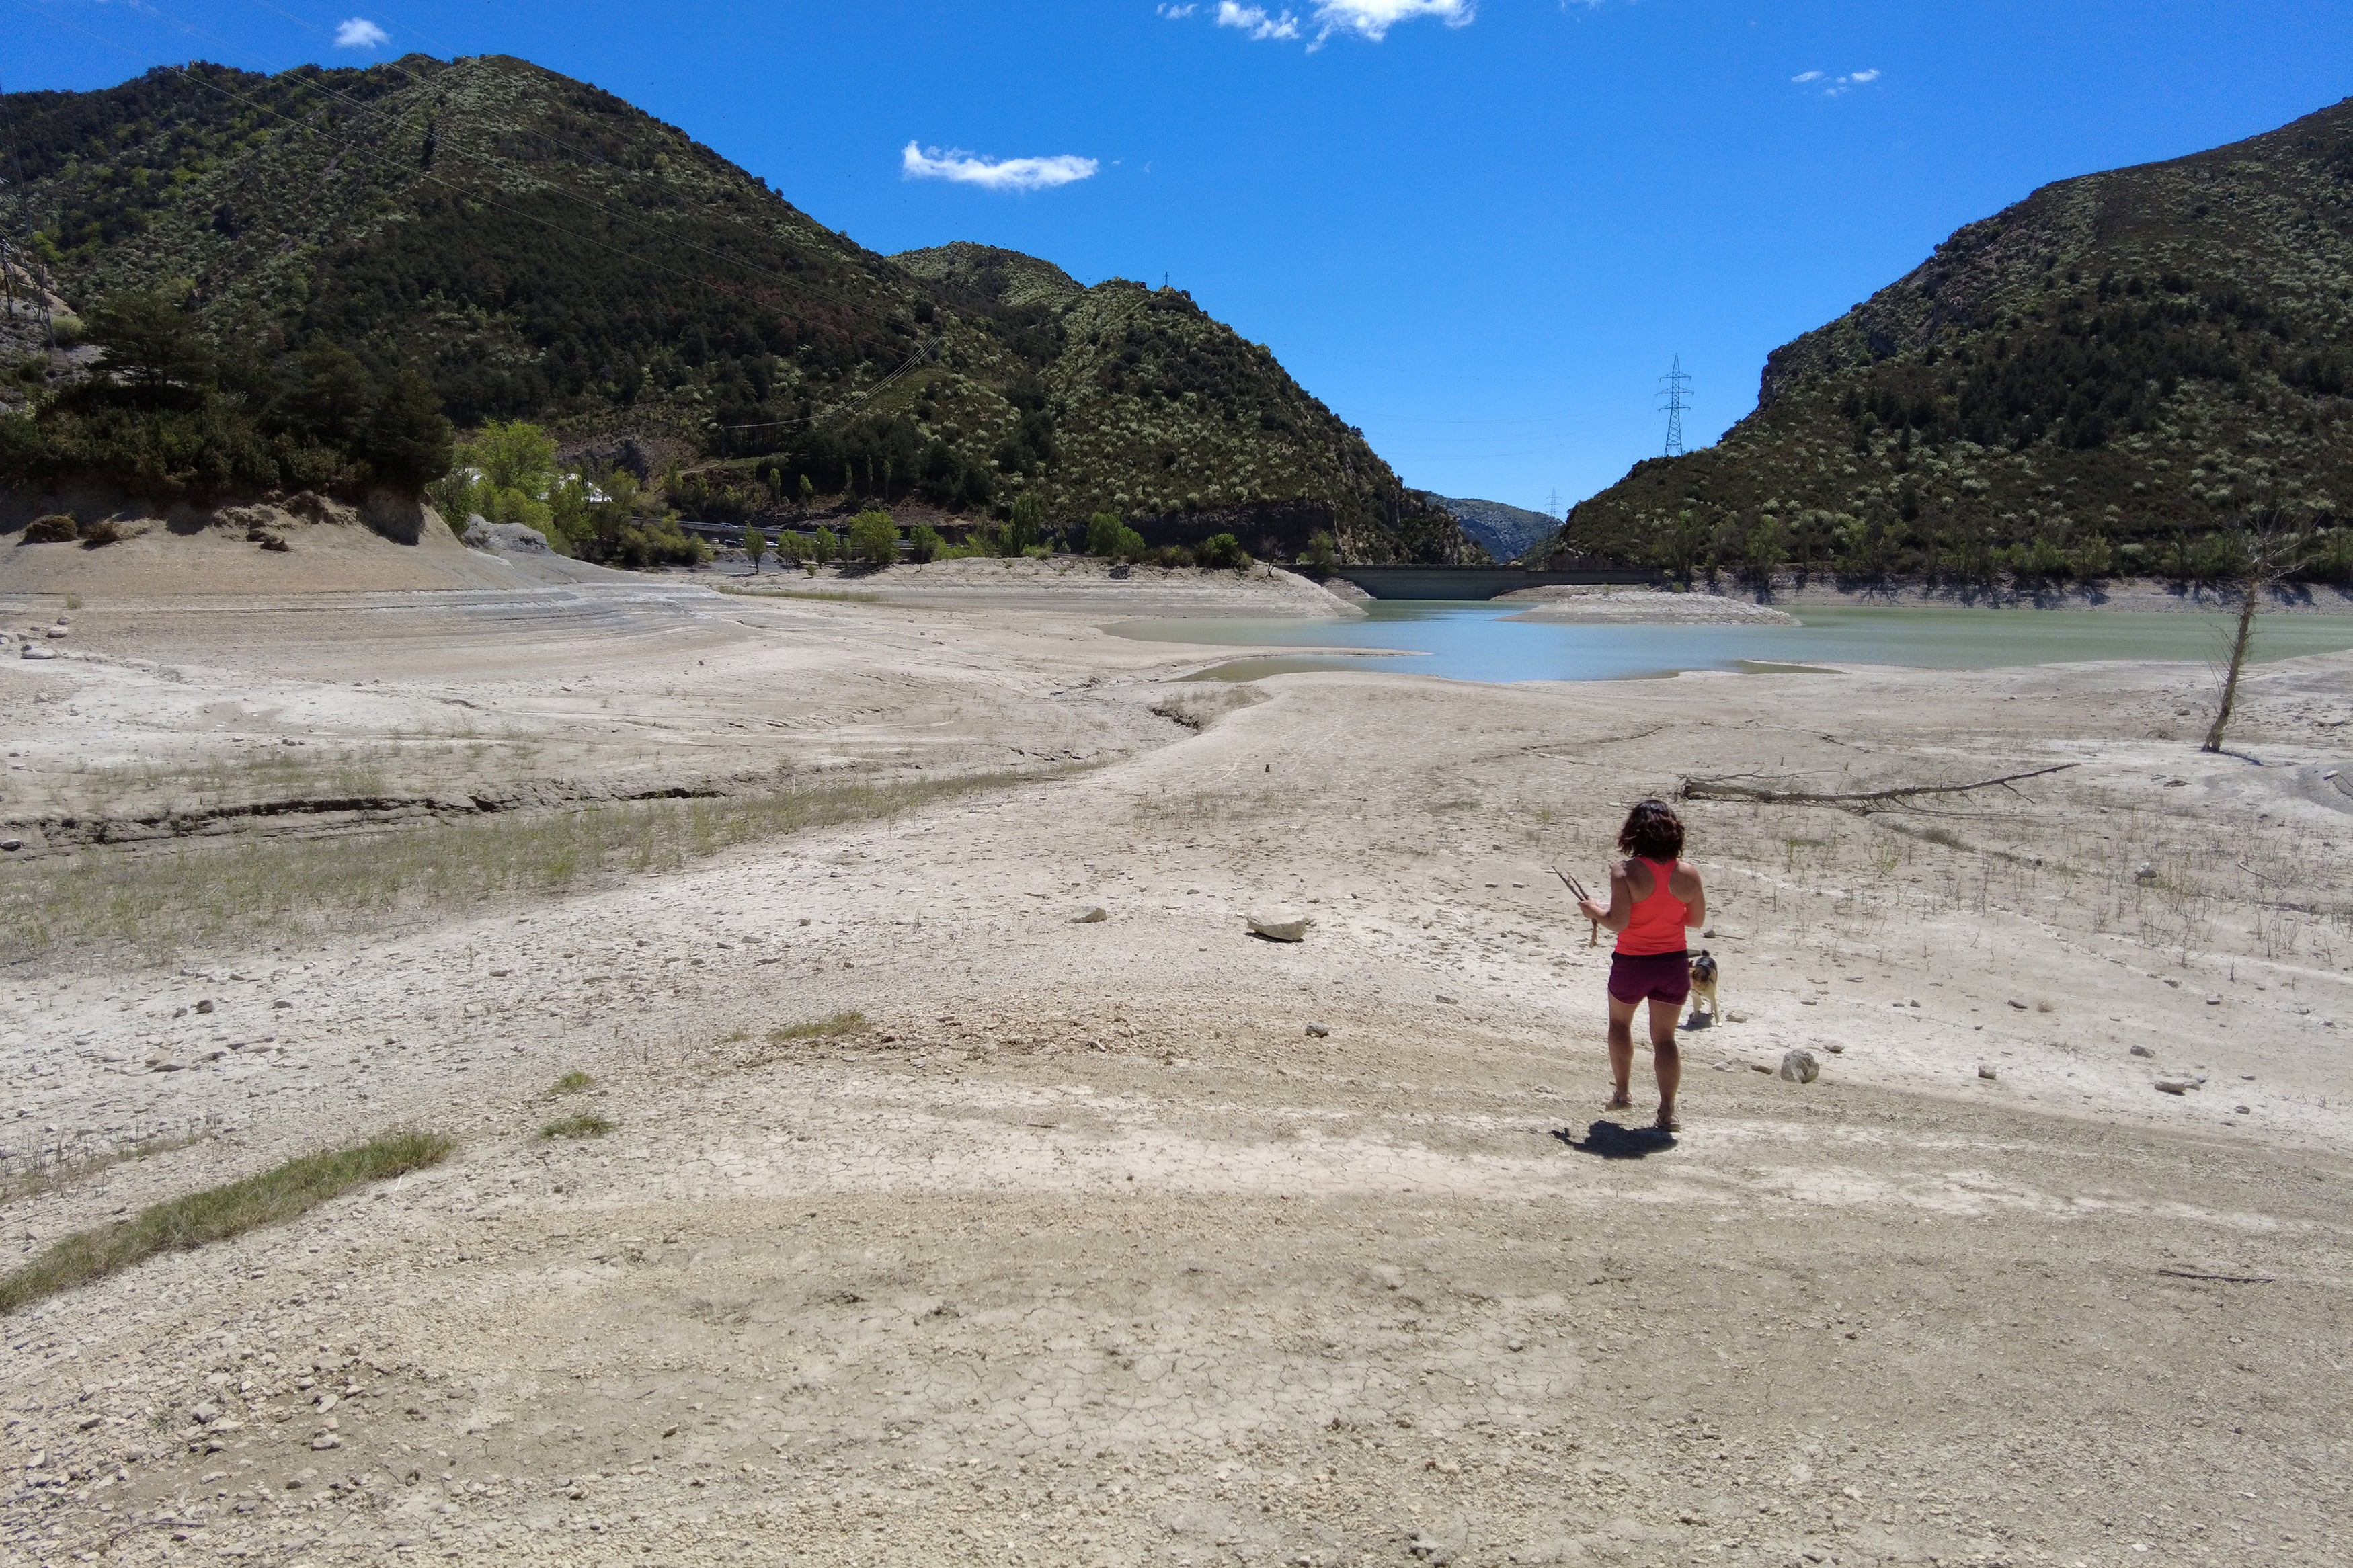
[1679,762,2078,813]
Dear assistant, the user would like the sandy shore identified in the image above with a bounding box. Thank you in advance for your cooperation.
[1496,589,1800,625]
[1692,575,2353,615]
[2,536,2350,1567]
[707,555,1369,619]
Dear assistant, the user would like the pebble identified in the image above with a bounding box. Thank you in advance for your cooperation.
[1778,1049,1820,1084]
[1304,1022,1330,1038]
[1977,1065,1999,1081]
[2130,1044,2155,1058]
[1072,907,1108,923]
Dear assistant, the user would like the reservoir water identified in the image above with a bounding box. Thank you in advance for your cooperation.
[1109,601,2353,684]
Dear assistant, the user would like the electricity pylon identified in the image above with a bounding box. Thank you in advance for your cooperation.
[1657,354,1694,457]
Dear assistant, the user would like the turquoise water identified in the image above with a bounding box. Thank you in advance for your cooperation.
[1107,602,2353,684]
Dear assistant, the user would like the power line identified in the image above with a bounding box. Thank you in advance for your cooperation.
[1657,353,1693,458]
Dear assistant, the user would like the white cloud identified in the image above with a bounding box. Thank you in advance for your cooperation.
[333,16,388,49]
[1157,3,1197,15]
[1311,0,1472,42]
[900,141,1099,193]
[1216,2,1301,40]
[1793,67,1883,95]
[1207,0,1468,44]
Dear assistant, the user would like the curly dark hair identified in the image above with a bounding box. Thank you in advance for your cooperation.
[1616,798,1685,861]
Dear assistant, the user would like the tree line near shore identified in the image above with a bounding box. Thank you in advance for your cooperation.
[430,417,1327,571]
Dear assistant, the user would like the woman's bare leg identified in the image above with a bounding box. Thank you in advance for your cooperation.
[1647,997,1683,1128]
[1605,995,1640,1108]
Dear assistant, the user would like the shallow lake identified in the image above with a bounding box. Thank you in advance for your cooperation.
[1109,601,2353,684]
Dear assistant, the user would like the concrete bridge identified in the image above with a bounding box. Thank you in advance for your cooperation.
[1326,566,1660,600]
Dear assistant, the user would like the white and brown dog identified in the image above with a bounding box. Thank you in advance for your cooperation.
[1687,950,1720,1026]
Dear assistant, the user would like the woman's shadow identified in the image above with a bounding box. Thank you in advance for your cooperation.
[1552,1120,1677,1159]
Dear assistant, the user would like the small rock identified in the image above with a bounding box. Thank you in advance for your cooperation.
[1725,1010,1748,1023]
[42,626,67,639]
[1072,907,1109,924]
[2155,1079,2191,1096]
[194,999,214,1014]
[0,839,21,852]
[2205,997,2222,1007]
[20,645,55,661]
[2006,999,2028,1010]
[2130,1044,2155,1058]
[190,1403,221,1425]
[310,1434,342,1451]
[1304,1022,1330,1038]
[1245,911,1312,942]
[1434,993,1458,1005]
[1823,1042,1845,1053]
[272,998,294,1009]
[2135,862,2157,880]
[2234,1105,2251,1115]
[1778,1049,1819,1084]
[1977,1065,1999,1081]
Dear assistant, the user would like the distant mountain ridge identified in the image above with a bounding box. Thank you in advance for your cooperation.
[1419,494,1556,564]
[1538,97,2353,581]
[0,58,1468,561]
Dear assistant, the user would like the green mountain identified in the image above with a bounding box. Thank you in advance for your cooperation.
[1419,493,1556,565]
[0,56,1467,562]
[1542,98,2353,583]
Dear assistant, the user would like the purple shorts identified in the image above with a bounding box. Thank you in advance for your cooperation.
[1608,950,1691,1005]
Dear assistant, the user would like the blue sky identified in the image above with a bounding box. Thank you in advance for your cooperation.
[12,1,2353,512]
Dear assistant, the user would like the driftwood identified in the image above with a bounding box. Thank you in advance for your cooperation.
[1680,762,2077,812]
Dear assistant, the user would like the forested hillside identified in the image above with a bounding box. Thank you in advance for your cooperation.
[1541,97,2353,583]
[0,57,1467,562]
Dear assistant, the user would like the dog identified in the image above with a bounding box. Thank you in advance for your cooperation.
[1686,949,1720,1026]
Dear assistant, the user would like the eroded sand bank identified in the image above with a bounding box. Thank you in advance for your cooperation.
[1,551,2348,1567]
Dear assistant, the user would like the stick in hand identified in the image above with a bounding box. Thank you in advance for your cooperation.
[1552,864,1599,948]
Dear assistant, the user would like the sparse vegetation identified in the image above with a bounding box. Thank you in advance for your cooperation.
[0,1130,452,1314]
[0,768,1044,967]
[766,1011,869,1045]
[549,1071,594,1095]
[538,1114,615,1140]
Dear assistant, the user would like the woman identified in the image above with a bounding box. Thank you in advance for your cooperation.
[1576,798,1707,1132]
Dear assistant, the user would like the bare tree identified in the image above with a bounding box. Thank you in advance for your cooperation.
[2202,512,2304,754]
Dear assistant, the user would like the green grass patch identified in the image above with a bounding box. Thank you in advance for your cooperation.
[539,1114,615,1140]
[2,770,1041,968]
[766,1010,868,1046]
[549,1071,594,1096]
[0,1130,453,1315]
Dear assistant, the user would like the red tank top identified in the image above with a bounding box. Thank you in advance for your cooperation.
[1615,858,1689,956]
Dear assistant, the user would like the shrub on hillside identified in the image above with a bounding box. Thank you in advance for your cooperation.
[19,513,77,544]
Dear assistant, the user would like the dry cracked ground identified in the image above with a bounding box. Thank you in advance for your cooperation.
[1,567,2350,1568]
